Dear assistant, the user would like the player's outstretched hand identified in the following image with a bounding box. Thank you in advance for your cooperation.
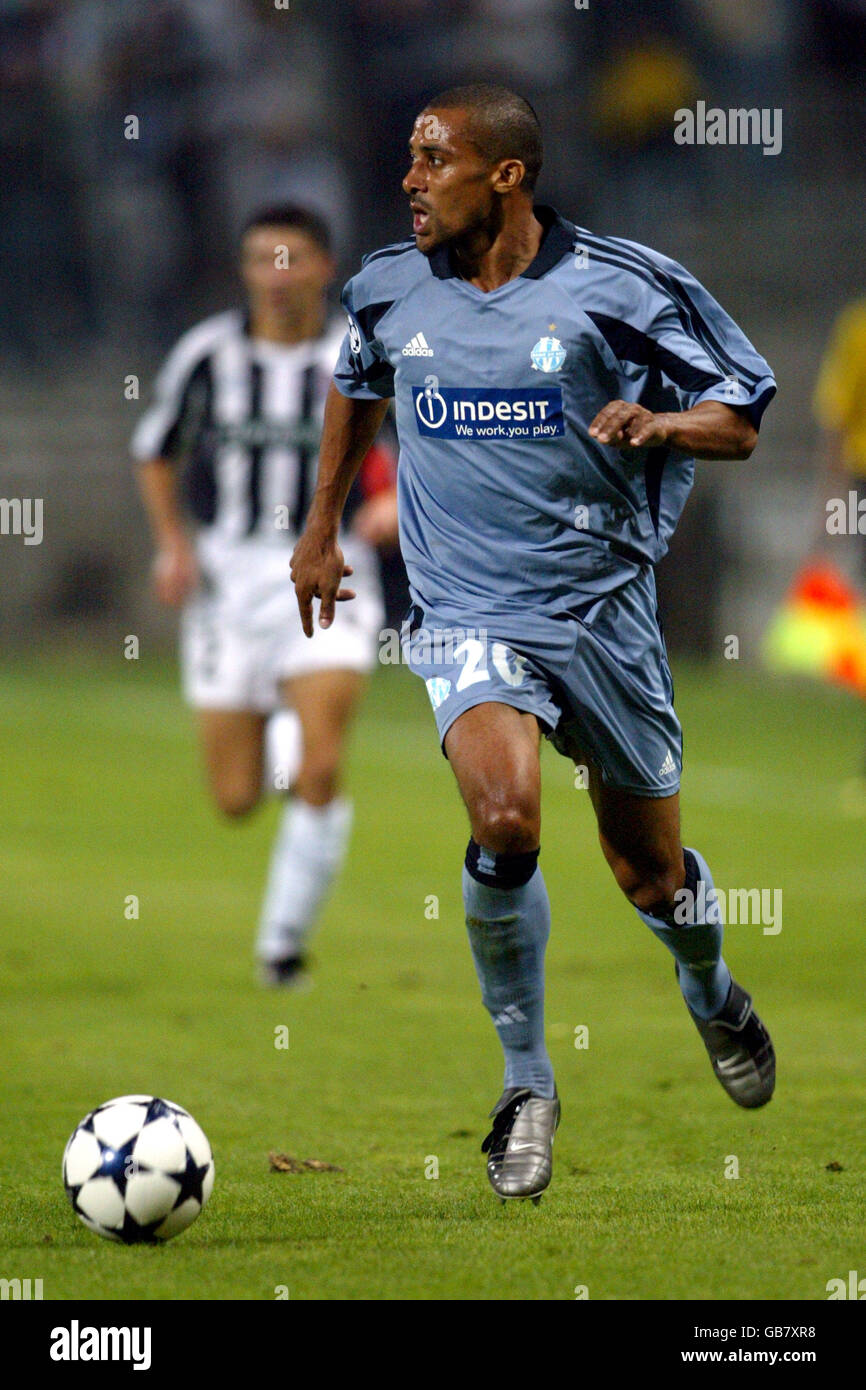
[589,401,670,450]
[152,534,199,607]
[290,528,355,637]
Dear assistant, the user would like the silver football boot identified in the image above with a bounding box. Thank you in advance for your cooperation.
[482,1087,561,1203]
[682,972,775,1108]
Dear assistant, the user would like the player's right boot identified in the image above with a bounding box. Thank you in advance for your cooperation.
[680,970,775,1108]
[481,1087,560,1203]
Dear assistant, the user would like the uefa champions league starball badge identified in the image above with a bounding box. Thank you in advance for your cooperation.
[530,335,566,372]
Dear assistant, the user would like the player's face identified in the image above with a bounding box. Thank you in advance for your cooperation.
[403,109,502,253]
[240,226,334,316]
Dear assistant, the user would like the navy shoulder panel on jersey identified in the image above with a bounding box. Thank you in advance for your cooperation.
[569,226,776,426]
[335,241,430,400]
[361,237,417,270]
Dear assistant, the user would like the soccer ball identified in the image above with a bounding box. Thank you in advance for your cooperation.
[62,1095,214,1244]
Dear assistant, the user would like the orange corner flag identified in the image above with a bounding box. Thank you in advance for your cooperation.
[763,560,866,697]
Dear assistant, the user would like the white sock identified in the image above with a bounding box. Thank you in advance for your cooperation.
[263,710,302,795]
[256,796,353,962]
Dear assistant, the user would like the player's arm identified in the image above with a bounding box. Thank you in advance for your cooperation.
[588,252,775,462]
[136,457,199,607]
[132,327,211,607]
[291,382,390,636]
[589,399,757,460]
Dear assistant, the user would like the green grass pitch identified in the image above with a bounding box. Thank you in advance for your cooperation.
[1,650,863,1301]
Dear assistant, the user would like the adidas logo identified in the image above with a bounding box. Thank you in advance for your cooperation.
[402,332,433,357]
[659,749,677,777]
[493,1004,527,1027]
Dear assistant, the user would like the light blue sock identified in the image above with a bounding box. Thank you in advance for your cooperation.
[634,846,732,1019]
[463,842,555,1098]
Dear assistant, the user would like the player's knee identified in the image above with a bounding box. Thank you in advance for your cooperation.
[629,873,682,917]
[473,798,538,855]
[295,751,341,804]
[609,853,683,916]
[213,782,260,818]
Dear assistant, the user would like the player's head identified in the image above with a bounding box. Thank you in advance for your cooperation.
[403,84,543,253]
[239,204,335,318]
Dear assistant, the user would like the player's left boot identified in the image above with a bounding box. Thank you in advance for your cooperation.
[681,970,775,1108]
[481,1087,560,1203]
[258,954,312,990]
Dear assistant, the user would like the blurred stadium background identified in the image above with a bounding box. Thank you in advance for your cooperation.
[3,0,865,660]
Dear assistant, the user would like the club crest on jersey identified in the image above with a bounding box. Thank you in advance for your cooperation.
[530,335,566,373]
[425,677,452,710]
[347,315,362,355]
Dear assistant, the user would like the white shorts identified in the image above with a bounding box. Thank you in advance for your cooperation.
[180,532,384,712]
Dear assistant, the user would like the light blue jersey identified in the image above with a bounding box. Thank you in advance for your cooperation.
[334,206,775,643]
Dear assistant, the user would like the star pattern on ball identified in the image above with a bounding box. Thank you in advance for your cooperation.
[168,1146,212,1208]
[96,1136,142,1197]
[146,1097,184,1124]
[63,1096,213,1244]
[120,1208,165,1244]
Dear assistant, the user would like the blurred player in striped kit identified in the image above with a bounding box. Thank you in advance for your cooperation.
[133,205,398,985]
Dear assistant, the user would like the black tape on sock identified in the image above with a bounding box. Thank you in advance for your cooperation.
[465,838,539,888]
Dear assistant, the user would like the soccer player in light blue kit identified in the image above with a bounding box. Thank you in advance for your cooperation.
[291,86,777,1203]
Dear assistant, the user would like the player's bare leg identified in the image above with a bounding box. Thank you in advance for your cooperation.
[589,775,686,913]
[256,669,366,984]
[445,701,542,853]
[580,756,775,1108]
[444,702,560,1202]
[198,709,268,818]
[282,668,367,806]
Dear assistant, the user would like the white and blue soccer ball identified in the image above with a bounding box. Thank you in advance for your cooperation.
[62,1095,214,1244]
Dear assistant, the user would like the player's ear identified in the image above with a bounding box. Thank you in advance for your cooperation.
[493,158,527,194]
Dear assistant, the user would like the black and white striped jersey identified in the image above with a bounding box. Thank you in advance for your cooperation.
[131,311,364,542]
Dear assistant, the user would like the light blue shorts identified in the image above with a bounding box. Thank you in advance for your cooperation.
[401,566,682,797]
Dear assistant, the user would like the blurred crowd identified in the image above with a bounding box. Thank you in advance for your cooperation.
[1,0,864,363]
